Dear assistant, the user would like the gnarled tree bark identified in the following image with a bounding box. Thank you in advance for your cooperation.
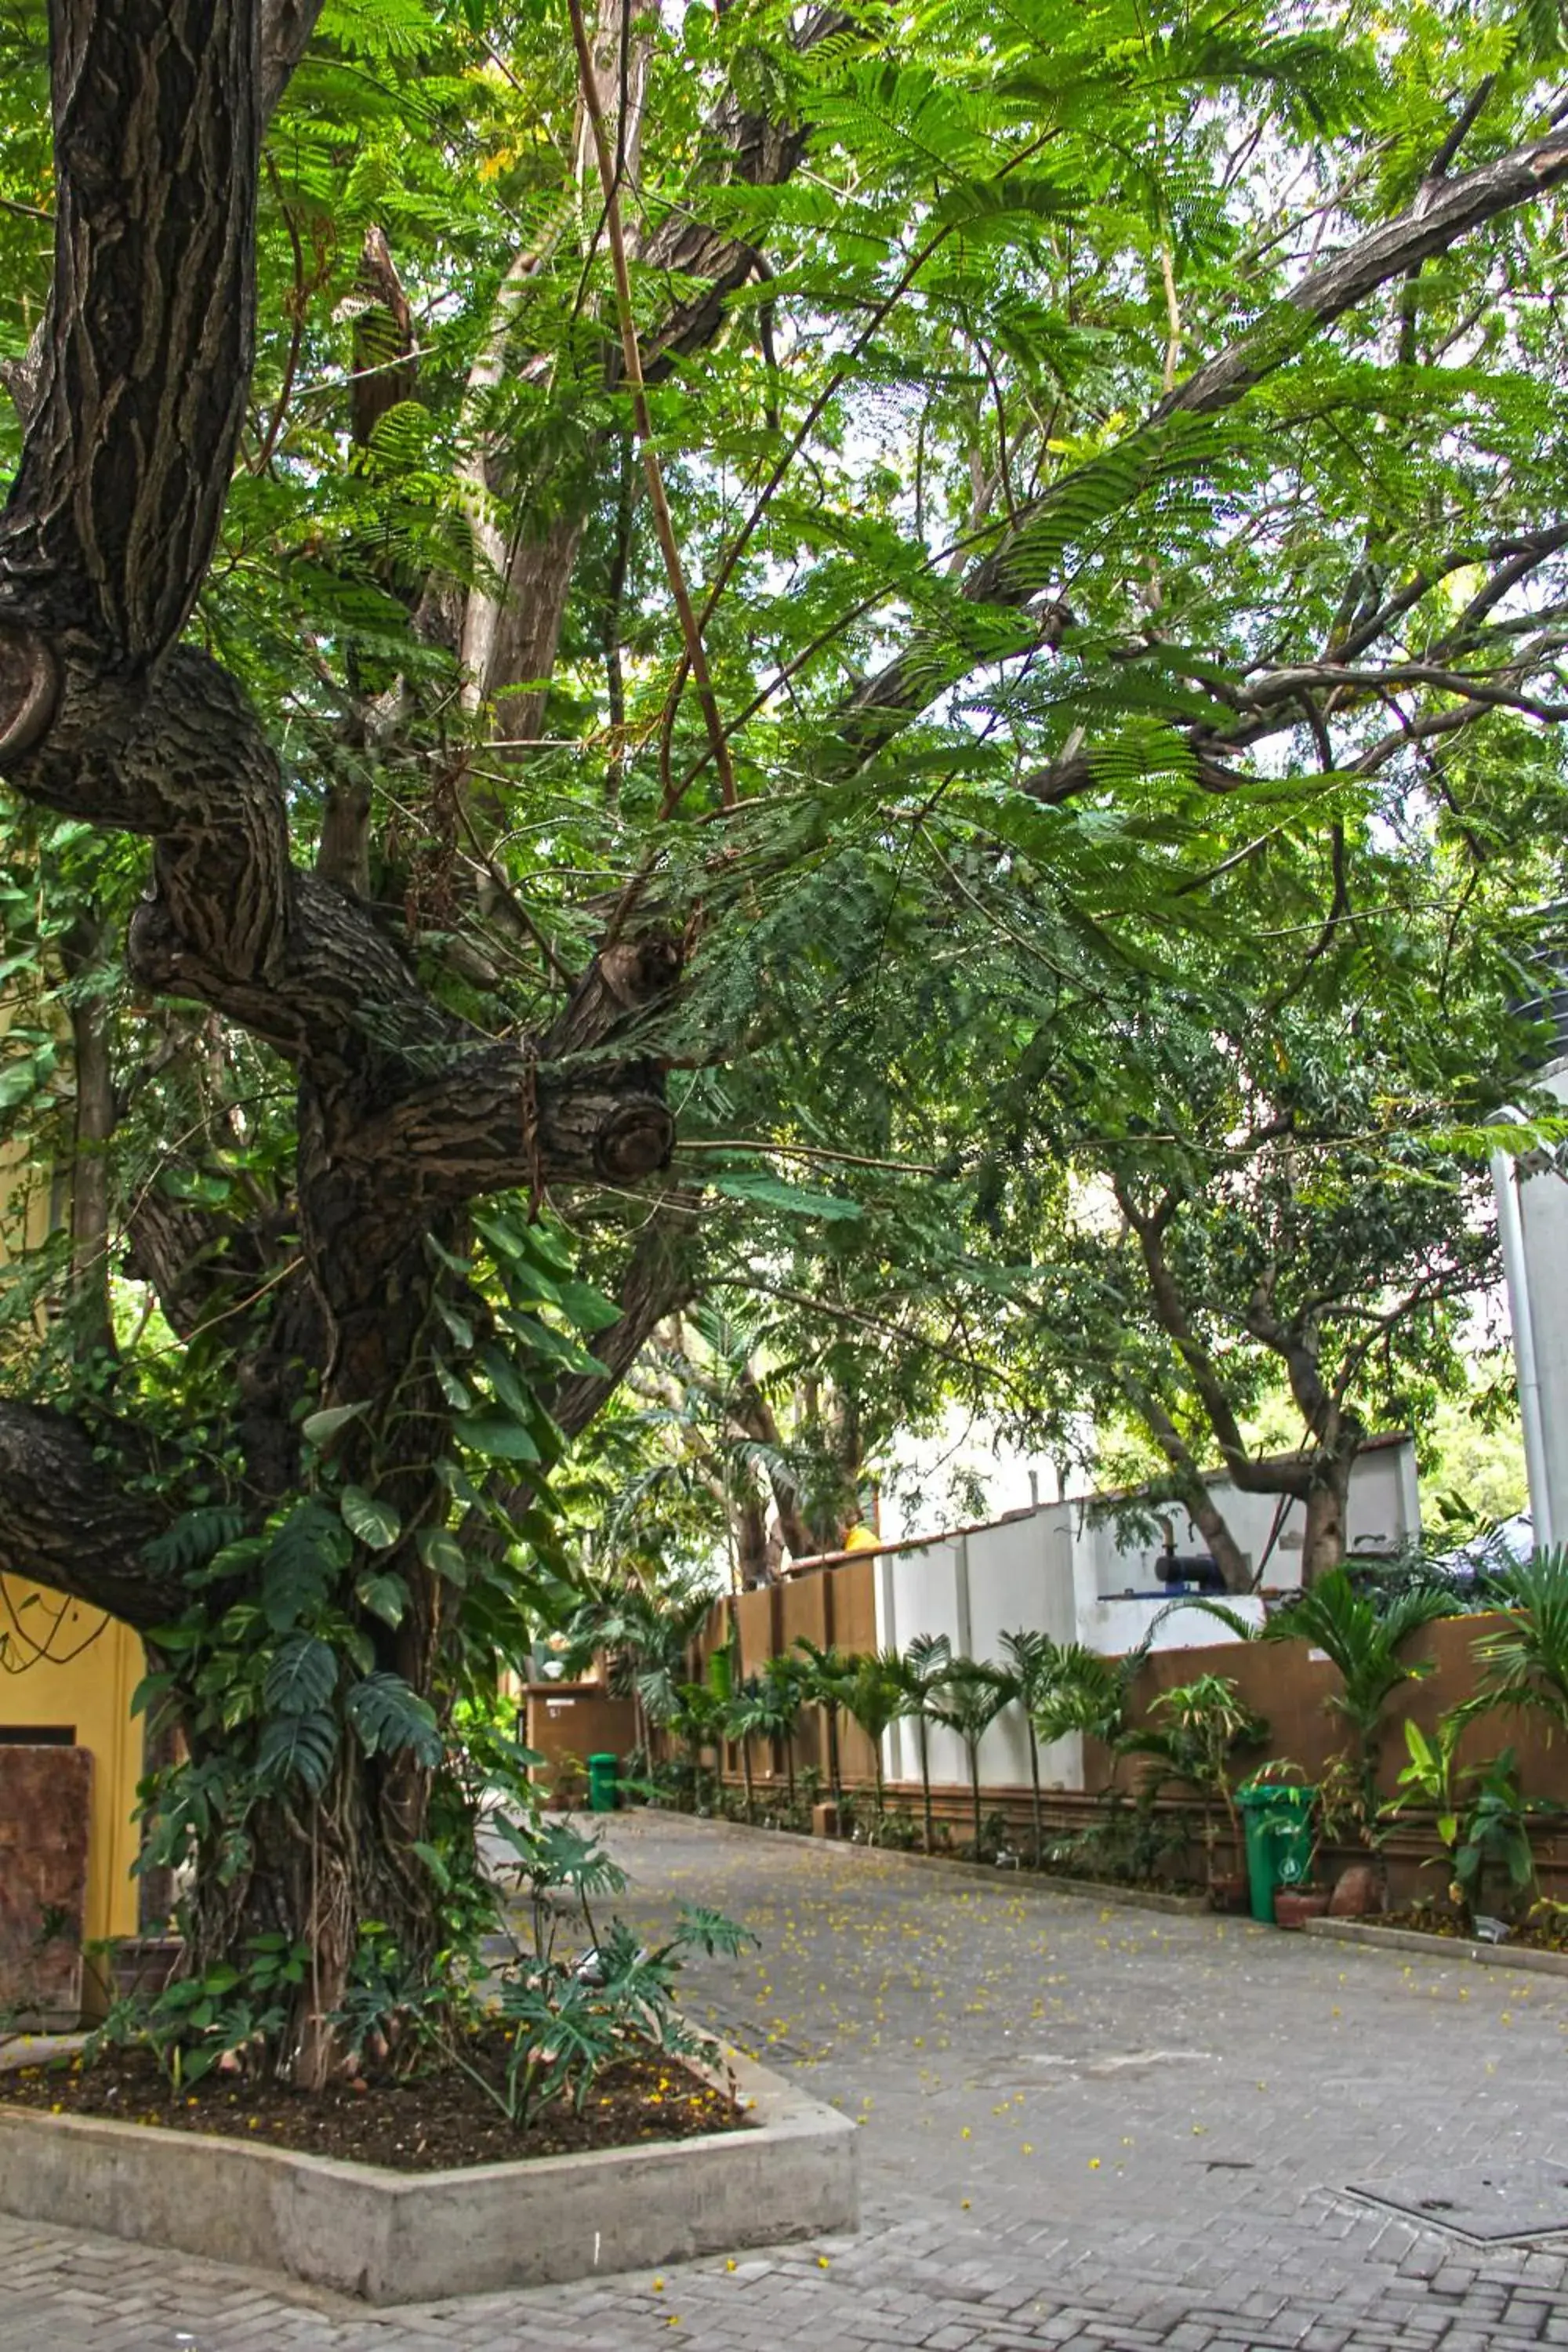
[0,0,686,2080]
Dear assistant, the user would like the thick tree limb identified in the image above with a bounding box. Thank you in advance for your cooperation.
[0,0,259,663]
[844,132,1568,744]
[636,14,848,372]
[458,7,846,722]
[550,1194,702,1439]
[260,0,325,120]
[0,1403,176,1628]
[1116,1178,1315,1499]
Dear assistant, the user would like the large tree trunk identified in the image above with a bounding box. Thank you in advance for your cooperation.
[1178,1483,1256,1595]
[1301,1450,1357,1585]
[0,0,685,2086]
[180,1740,440,2088]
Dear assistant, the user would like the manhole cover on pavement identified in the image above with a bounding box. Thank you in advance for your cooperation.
[1348,2158,1568,2245]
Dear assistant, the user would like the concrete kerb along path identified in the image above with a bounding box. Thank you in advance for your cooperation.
[655,1806,1212,1914]
[1304,1913,1568,1978]
[0,2040,858,2305]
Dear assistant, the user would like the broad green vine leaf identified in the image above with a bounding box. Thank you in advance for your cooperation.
[257,1709,337,1792]
[355,1570,409,1628]
[340,1486,401,1551]
[301,1401,370,1446]
[416,1526,468,1584]
[457,1413,540,1461]
[263,1635,338,1716]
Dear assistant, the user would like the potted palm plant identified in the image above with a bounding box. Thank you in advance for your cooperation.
[1122,1675,1268,1907]
[1163,1566,1461,1911]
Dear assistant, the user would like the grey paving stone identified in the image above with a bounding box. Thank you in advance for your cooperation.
[6,1812,1568,2350]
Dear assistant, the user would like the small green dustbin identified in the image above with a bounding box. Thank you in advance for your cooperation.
[586,1751,619,1813]
[1236,1782,1316,1922]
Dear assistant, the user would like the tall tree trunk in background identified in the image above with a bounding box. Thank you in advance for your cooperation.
[1178,1482,1257,1595]
[1301,1448,1357,1585]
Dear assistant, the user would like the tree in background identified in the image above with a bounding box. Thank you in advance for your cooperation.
[996,918,1541,1588]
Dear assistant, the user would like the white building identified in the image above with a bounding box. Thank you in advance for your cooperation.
[1493,1050,1568,1555]
[861,1435,1420,1796]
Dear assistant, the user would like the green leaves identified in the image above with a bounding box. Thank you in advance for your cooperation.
[257,1711,338,1793]
[713,1173,862,1221]
[261,1501,351,1632]
[301,1401,370,1448]
[346,1670,441,1766]
[339,1486,401,1550]
[264,1635,338,1717]
[355,1569,410,1627]
[458,1414,540,1461]
[416,1526,468,1584]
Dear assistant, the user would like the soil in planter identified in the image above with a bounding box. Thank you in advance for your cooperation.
[0,2038,748,2173]
[1379,1907,1568,1953]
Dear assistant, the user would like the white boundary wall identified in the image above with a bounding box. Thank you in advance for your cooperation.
[871,1438,1419,1794]
[1494,1056,1568,1553]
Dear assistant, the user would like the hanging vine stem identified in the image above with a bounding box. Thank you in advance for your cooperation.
[564,0,735,818]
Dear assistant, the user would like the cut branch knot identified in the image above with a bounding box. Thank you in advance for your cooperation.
[593,1095,676,1183]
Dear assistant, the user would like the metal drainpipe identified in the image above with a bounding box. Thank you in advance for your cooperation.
[1491,1108,1555,1554]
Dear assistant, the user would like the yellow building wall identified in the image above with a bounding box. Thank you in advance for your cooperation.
[0,1584,146,1944]
[2,993,146,1954]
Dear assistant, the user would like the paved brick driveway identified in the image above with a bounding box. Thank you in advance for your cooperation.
[5,1809,1568,2350]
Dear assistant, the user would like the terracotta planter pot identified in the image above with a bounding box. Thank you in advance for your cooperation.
[1208,1872,1249,1913]
[1274,1889,1330,1931]
[1329,1863,1384,1919]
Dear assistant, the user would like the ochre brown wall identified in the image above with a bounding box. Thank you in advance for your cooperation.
[524,1684,639,1802]
[691,1568,1568,1896]
[1122,1617,1563,1805]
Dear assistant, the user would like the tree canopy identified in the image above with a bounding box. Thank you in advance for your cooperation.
[2,0,1567,2072]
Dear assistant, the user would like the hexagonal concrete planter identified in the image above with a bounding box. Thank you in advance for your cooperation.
[0,2045,857,2304]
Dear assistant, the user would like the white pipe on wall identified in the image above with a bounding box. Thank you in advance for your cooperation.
[1492,1117,1555,1553]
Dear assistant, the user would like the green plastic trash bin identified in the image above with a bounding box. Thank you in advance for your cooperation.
[1236,1782,1316,1922]
[587,1751,619,1813]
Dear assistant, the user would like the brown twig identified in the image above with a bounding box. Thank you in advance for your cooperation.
[254,154,309,474]
[564,0,735,818]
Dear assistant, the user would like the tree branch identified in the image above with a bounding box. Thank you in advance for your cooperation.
[0,1403,177,1628]
[260,0,325,121]
[550,1194,702,1439]
[842,130,1568,744]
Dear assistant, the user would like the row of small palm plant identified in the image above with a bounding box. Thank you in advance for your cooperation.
[697,1630,1150,1859]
